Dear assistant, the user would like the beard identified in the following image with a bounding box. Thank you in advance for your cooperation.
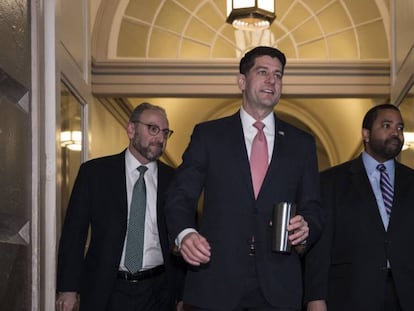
[132,135,164,162]
[369,136,403,160]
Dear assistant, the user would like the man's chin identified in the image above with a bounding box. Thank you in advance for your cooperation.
[146,150,163,161]
[384,147,402,159]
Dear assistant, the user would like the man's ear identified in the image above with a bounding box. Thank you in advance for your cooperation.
[126,121,135,139]
[237,73,245,91]
[362,128,370,143]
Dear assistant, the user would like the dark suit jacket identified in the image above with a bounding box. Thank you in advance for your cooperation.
[304,155,414,310]
[57,150,183,310]
[166,112,322,310]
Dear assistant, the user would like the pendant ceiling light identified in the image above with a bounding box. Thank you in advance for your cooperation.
[226,0,276,31]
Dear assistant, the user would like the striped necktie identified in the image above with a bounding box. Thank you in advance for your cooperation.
[377,164,393,217]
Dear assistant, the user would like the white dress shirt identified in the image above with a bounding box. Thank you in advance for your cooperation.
[119,148,163,271]
[240,106,275,162]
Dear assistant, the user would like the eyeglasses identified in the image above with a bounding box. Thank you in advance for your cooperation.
[132,120,174,139]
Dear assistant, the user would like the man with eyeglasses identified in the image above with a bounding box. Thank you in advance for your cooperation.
[56,103,184,311]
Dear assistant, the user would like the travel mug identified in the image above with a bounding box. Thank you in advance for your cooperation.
[271,202,296,253]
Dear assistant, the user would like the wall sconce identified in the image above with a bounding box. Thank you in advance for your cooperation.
[60,130,82,151]
[403,132,414,150]
[226,0,276,31]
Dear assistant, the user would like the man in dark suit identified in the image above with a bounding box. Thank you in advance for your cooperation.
[304,104,414,311]
[56,103,184,311]
[165,46,323,310]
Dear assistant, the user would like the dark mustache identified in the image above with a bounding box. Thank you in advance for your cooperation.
[386,137,402,145]
[149,142,164,148]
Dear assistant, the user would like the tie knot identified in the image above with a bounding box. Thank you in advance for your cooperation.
[377,164,386,172]
[253,121,265,131]
[137,166,148,174]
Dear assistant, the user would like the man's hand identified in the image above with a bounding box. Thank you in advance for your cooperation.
[307,300,327,311]
[56,292,77,311]
[287,214,309,246]
[176,301,184,311]
[180,232,211,266]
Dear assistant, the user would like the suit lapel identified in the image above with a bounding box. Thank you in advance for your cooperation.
[226,112,255,198]
[260,115,287,193]
[392,162,410,208]
[349,157,386,232]
[156,161,168,254]
[156,161,170,221]
[109,151,128,211]
[388,162,411,230]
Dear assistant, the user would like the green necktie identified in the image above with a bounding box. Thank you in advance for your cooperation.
[125,165,148,274]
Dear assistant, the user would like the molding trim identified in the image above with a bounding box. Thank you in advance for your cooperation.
[92,59,390,97]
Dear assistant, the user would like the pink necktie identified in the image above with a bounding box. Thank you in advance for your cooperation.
[250,121,269,198]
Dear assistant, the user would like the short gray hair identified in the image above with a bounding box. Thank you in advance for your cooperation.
[129,102,167,122]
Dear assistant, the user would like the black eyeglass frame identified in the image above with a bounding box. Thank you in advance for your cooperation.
[131,120,174,139]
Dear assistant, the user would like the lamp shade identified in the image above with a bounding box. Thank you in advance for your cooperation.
[403,132,414,150]
[60,130,82,151]
[226,0,275,31]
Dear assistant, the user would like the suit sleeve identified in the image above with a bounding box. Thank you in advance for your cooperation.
[56,163,91,292]
[165,124,207,241]
[296,134,323,249]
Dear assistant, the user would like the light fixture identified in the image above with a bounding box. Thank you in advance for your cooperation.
[226,0,276,31]
[60,130,82,151]
[402,132,414,151]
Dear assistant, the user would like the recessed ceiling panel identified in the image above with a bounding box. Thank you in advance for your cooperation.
[118,21,149,57]
[292,18,323,43]
[125,0,161,23]
[343,0,381,24]
[304,0,337,12]
[317,2,352,34]
[211,37,239,58]
[155,1,190,33]
[298,40,328,58]
[180,39,211,58]
[184,18,216,44]
[149,29,181,58]
[196,2,226,29]
[281,2,312,31]
[327,30,359,59]
[116,0,389,60]
[357,21,389,59]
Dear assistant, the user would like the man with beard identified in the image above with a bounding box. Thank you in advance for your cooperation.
[304,104,414,311]
[56,103,184,311]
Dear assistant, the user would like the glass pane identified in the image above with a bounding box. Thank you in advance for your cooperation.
[60,83,83,222]
[233,0,255,9]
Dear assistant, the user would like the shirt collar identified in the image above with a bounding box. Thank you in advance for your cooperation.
[125,148,156,175]
[240,106,275,134]
[362,151,395,175]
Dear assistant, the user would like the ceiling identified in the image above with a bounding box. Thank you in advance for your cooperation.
[94,0,390,60]
[90,0,392,169]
